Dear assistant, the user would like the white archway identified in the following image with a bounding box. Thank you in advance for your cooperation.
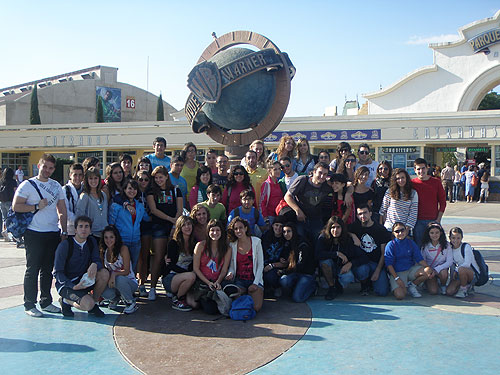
[458,64,500,111]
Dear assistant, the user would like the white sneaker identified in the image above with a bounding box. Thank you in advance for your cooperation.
[455,287,468,298]
[108,297,121,310]
[138,285,148,297]
[25,307,43,317]
[148,288,157,301]
[123,301,138,314]
[440,285,447,295]
[41,303,62,313]
[407,282,422,298]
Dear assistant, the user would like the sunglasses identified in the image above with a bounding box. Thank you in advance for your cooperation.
[281,164,291,168]
[138,178,149,182]
[233,172,244,176]
[393,229,406,234]
[359,151,370,155]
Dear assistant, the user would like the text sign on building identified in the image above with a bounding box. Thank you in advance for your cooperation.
[264,129,381,142]
[467,147,489,153]
[468,28,500,53]
[126,96,136,109]
[436,147,457,152]
[381,147,417,153]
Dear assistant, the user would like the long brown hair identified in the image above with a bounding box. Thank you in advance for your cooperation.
[151,166,173,197]
[172,216,195,256]
[205,219,229,265]
[276,135,296,159]
[83,167,102,196]
[389,168,412,201]
[227,217,251,242]
[352,166,370,188]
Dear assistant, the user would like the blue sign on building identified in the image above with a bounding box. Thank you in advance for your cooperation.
[264,129,381,142]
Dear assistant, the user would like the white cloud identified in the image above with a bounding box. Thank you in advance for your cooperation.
[406,34,461,45]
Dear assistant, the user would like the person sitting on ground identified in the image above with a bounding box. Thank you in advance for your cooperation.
[279,222,317,303]
[190,203,210,243]
[420,222,453,295]
[384,222,433,300]
[227,189,267,237]
[260,161,284,225]
[316,216,369,300]
[189,165,212,210]
[201,184,226,222]
[261,217,287,297]
[100,225,139,314]
[54,216,109,317]
[162,216,197,311]
[446,227,479,298]
[225,217,264,312]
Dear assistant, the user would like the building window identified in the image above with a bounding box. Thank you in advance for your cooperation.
[378,147,421,175]
[495,146,500,176]
[77,151,103,176]
[1,153,29,176]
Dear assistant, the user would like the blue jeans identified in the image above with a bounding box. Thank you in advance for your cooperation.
[102,275,138,303]
[297,216,324,246]
[280,273,316,303]
[453,182,461,201]
[124,240,141,273]
[319,258,355,288]
[352,261,389,296]
[413,219,433,248]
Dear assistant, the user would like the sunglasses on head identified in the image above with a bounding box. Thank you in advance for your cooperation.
[359,151,369,155]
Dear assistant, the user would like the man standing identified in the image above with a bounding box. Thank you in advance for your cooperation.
[169,155,188,208]
[411,158,446,246]
[13,154,68,317]
[15,165,24,185]
[245,150,267,204]
[54,216,108,317]
[440,162,454,203]
[63,163,84,236]
[285,162,333,243]
[212,154,229,189]
[349,204,392,296]
[278,156,299,194]
[355,144,379,186]
[146,137,171,171]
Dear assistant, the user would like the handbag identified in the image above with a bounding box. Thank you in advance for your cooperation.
[471,174,478,187]
[5,180,44,238]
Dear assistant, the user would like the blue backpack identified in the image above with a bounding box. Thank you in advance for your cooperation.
[229,295,256,321]
[461,243,489,287]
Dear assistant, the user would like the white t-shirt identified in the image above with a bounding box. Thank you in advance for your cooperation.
[15,169,24,183]
[355,160,379,187]
[15,177,65,232]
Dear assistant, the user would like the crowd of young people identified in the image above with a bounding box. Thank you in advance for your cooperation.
[0,136,484,319]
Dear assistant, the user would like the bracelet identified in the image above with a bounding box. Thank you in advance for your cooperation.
[394,276,400,281]
[270,263,274,269]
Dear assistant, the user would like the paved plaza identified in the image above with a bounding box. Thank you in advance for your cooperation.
[0,202,499,374]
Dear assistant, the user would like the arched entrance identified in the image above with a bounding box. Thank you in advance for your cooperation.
[458,64,500,111]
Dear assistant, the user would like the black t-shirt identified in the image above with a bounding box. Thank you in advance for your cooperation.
[261,230,286,263]
[288,175,333,220]
[348,221,392,263]
[147,186,181,225]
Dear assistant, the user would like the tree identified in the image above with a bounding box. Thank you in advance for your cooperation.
[157,93,164,121]
[96,96,104,123]
[478,91,500,110]
[30,85,41,125]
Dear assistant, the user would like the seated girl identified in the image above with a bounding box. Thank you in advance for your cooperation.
[420,222,453,295]
[190,203,210,243]
[261,217,287,297]
[446,227,480,298]
[384,222,433,300]
[162,215,197,311]
[225,217,264,312]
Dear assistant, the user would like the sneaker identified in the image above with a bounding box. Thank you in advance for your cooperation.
[16,241,25,249]
[166,292,174,299]
[59,297,74,317]
[273,288,282,298]
[223,284,240,298]
[88,305,105,317]
[360,286,370,296]
[455,287,468,298]
[440,285,447,295]
[108,297,121,310]
[468,285,475,295]
[335,281,344,295]
[138,285,148,297]
[172,298,192,312]
[25,307,43,317]
[1,230,10,241]
[172,295,178,304]
[123,301,139,314]
[148,287,157,301]
[41,303,62,314]
[407,282,422,298]
[325,286,337,300]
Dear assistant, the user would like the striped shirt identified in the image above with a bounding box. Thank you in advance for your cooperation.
[379,189,418,230]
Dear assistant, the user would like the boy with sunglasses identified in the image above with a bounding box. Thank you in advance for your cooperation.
[355,143,378,186]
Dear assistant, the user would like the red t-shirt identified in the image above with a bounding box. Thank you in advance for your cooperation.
[411,177,446,220]
[236,247,253,281]
[200,249,223,282]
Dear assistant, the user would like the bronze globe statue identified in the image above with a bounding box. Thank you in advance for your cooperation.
[185,31,295,153]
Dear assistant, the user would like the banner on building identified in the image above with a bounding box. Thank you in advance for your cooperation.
[96,86,121,122]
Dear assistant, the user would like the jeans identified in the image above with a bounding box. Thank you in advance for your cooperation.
[280,273,316,303]
[319,258,355,287]
[23,230,60,310]
[297,216,324,246]
[101,275,138,303]
[1,201,11,229]
[352,261,389,296]
[452,182,461,201]
[263,268,281,290]
[124,240,141,273]
[413,219,434,248]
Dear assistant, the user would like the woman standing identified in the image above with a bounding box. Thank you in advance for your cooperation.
[100,226,138,314]
[268,136,296,171]
[76,167,108,239]
[260,161,284,225]
[371,161,392,224]
[295,138,318,176]
[162,215,197,311]
[464,165,477,203]
[241,140,268,169]
[188,165,212,210]
[180,142,200,201]
[222,166,256,214]
[135,170,152,297]
[379,168,418,232]
[108,179,148,272]
[0,167,17,241]
[146,166,183,301]
[226,217,264,312]
[279,223,317,303]
[102,162,125,204]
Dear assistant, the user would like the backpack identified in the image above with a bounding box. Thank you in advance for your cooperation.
[64,185,76,214]
[461,243,489,286]
[229,294,256,321]
[65,237,94,270]
[5,180,44,238]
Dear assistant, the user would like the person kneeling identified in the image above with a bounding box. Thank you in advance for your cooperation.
[53,216,109,317]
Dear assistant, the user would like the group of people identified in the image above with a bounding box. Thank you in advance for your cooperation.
[0,135,483,319]
[438,161,490,203]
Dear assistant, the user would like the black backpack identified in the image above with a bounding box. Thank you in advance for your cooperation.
[461,243,489,287]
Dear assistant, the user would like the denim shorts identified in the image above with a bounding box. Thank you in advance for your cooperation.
[234,277,263,290]
[140,221,153,237]
[151,223,172,239]
[162,272,176,293]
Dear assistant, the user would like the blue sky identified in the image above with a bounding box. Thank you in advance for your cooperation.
[1,1,499,117]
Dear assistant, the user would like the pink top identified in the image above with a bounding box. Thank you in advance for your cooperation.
[200,249,224,282]
[236,247,253,280]
[222,182,257,214]
[260,176,283,218]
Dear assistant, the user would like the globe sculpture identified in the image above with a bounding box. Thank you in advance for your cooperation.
[185,31,295,148]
